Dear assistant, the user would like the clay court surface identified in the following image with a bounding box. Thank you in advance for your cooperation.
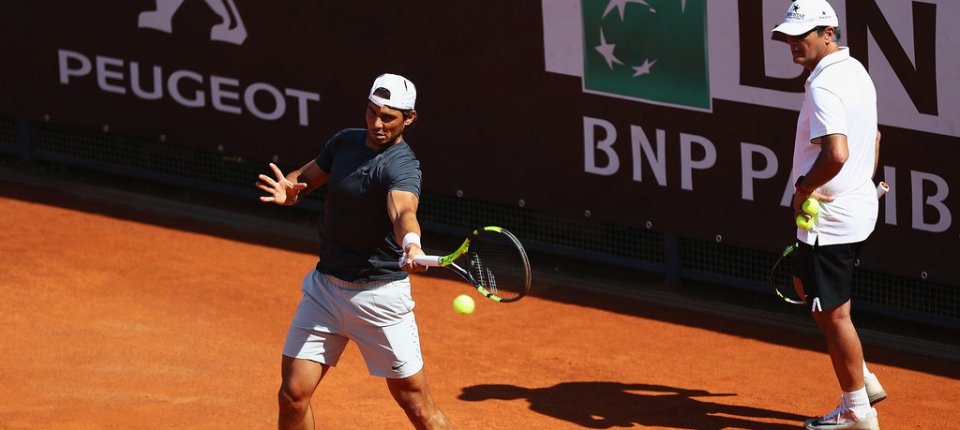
[1,164,958,429]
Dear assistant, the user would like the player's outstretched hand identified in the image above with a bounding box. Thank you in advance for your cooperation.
[257,163,307,205]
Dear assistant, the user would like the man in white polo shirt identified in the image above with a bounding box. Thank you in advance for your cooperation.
[773,1,885,429]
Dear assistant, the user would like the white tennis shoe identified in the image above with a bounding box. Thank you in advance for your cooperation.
[804,396,880,430]
[864,373,887,406]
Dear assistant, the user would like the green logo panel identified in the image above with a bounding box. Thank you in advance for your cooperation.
[582,0,710,109]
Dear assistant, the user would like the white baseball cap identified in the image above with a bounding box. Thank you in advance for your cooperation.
[772,0,839,36]
[368,73,416,110]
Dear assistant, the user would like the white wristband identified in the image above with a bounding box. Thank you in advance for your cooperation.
[402,232,421,250]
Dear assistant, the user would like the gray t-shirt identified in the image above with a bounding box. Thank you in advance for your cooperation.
[314,128,422,283]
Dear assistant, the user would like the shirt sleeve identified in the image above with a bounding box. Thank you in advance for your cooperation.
[809,84,847,141]
[316,130,345,172]
[385,147,422,197]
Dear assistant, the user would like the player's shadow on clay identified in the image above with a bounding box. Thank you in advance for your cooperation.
[459,382,807,430]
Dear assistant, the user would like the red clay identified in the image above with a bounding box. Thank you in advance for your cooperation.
[1,180,958,429]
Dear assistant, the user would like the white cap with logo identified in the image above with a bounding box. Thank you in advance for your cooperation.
[369,73,417,110]
[772,0,839,36]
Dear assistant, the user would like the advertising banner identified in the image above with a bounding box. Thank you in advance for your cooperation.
[1,0,957,284]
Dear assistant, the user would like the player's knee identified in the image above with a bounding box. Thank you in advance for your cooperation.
[812,306,852,331]
[277,384,310,414]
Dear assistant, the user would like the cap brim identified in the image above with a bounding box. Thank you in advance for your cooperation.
[772,22,817,36]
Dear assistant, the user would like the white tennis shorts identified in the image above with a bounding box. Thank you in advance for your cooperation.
[282,269,423,379]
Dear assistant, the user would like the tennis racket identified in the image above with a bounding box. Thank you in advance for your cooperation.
[412,226,531,303]
[877,181,889,198]
[775,181,890,305]
[770,242,806,305]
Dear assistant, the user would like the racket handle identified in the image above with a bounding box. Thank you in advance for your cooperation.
[877,182,889,199]
[413,255,442,267]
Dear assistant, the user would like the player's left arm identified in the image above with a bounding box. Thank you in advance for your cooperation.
[873,130,881,178]
[388,189,427,272]
[257,161,327,205]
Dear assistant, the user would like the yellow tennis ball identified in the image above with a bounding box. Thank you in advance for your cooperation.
[796,214,814,231]
[452,294,475,315]
[802,198,820,216]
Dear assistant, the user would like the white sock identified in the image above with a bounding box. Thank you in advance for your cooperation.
[844,388,872,418]
[862,360,873,378]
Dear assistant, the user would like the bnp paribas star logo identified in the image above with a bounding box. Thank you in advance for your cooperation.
[582,0,709,110]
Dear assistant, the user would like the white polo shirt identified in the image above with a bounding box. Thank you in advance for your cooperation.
[793,47,878,246]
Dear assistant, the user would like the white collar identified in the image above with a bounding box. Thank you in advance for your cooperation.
[809,47,851,82]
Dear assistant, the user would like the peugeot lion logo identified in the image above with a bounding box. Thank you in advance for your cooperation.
[138,0,247,45]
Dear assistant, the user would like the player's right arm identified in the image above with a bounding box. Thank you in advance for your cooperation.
[388,189,427,273]
[257,160,329,205]
[793,133,846,215]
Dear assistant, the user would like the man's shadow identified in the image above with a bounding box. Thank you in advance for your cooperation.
[459,382,807,429]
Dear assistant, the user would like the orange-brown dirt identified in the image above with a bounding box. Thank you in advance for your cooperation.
[1,167,958,429]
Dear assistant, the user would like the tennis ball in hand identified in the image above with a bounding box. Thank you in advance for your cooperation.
[802,198,820,216]
[453,295,475,315]
[796,214,814,231]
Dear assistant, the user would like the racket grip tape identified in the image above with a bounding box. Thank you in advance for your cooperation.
[413,255,442,267]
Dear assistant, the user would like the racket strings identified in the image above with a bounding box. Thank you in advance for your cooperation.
[466,232,530,301]
[468,252,498,294]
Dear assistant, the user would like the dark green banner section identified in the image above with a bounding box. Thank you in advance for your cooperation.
[582,0,709,109]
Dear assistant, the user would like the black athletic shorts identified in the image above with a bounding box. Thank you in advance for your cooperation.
[793,240,865,311]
